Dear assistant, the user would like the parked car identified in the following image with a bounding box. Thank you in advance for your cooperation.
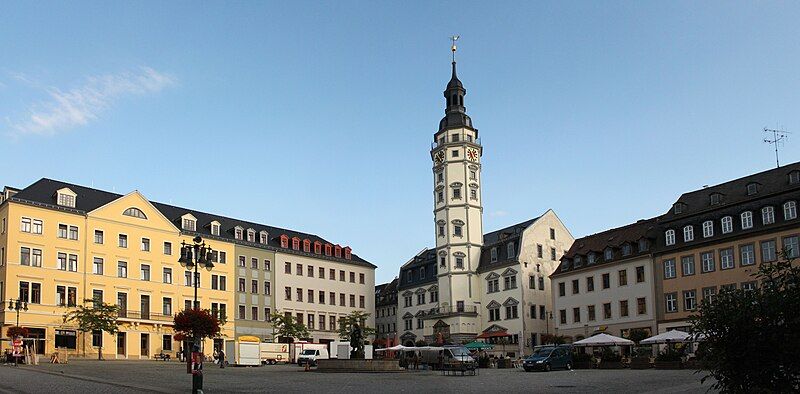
[297,348,329,367]
[523,346,572,372]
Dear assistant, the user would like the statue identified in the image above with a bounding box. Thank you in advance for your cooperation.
[349,322,365,359]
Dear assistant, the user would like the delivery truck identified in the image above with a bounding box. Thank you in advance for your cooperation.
[260,342,290,364]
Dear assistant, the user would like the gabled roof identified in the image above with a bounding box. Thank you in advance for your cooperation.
[10,178,375,268]
[482,217,540,245]
[662,161,800,221]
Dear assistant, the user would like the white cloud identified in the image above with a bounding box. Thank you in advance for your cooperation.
[489,210,509,217]
[7,67,175,136]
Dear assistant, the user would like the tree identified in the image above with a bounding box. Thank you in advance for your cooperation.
[62,300,120,360]
[337,311,375,341]
[690,253,800,392]
[173,309,221,343]
[627,328,649,345]
[6,326,28,339]
[269,311,309,343]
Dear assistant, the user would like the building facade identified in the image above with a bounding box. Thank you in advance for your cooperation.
[374,278,398,347]
[653,163,800,332]
[552,219,658,341]
[0,178,375,358]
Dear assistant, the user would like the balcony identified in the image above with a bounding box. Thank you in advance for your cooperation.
[431,133,481,150]
[425,305,479,319]
[117,310,174,324]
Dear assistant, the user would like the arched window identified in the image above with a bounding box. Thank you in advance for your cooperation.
[702,221,713,238]
[123,208,147,219]
[683,225,694,242]
[721,216,733,234]
[784,201,797,220]
[741,211,753,229]
[762,206,775,225]
[665,229,675,246]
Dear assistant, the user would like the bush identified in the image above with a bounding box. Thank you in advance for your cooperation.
[7,326,27,338]
[656,348,682,362]
[601,348,622,362]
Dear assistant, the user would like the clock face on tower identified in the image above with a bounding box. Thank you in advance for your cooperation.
[467,148,478,161]
[434,150,446,164]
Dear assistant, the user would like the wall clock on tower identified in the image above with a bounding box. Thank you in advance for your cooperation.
[467,148,478,161]
[434,150,446,164]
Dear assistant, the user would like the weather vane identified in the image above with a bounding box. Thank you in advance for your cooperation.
[450,35,459,62]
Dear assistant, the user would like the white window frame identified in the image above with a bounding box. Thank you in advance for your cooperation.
[665,229,675,246]
[762,206,775,225]
[741,211,753,229]
[721,216,733,234]
[702,221,713,238]
[683,225,694,242]
[784,201,797,220]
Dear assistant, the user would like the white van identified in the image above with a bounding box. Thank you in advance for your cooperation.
[297,348,329,366]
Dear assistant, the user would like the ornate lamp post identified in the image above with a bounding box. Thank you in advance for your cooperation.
[6,299,29,366]
[178,236,214,394]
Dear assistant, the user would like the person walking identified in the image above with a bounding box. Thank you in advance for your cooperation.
[218,348,225,368]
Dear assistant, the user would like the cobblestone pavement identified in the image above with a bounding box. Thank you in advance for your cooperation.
[0,361,716,393]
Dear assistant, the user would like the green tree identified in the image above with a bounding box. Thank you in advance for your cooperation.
[690,253,800,392]
[62,300,120,360]
[337,311,375,341]
[269,311,309,343]
[627,328,649,345]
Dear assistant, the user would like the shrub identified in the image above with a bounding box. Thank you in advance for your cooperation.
[7,326,28,338]
[656,348,682,362]
[601,348,622,362]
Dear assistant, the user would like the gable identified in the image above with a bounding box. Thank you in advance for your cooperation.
[486,300,501,309]
[501,267,518,277]
[88,191,179,233]
[482,324,508,333]
[484,272,500,280]
[402,312,414,319]
[502,297,519,306]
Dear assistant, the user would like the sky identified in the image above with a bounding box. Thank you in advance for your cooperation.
[2,2,800,283]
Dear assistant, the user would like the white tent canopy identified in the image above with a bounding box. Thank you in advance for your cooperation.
[640,330,691,345]
[375,345,446,352]
[375,345,409,352]
[572,333,634,347]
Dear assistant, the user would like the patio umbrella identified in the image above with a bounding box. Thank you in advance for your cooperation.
[572,333,634,346]
[640,330,691,345]
[375,344,409,352]
[464,341,494,350]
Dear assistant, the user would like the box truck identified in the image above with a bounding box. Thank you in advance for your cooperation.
[259,342,290,364]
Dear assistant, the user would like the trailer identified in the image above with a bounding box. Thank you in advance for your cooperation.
[260,342,290,364]
[224,336,261,366]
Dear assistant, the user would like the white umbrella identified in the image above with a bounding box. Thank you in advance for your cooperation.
[640,330,691,345]
[375,344,409,352]
[572,333,634,346]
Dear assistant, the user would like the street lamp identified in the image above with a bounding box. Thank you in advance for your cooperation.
[5,299,29,366]
[178,236,214,394]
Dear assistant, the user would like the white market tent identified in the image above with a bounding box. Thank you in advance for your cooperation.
[375,345,410,352]
[375,345,445,352]
[572,333,634,347]
[640,330,691,345]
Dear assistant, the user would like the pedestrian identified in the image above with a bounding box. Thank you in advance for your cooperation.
[179,345,184,362]
[218,348,225,369]
[213,349,219,365]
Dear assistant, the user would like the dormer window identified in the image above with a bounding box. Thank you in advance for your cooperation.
[325,244,332,256]
[210,221,220,236]
[746,183,758,195]
[314,241,322,254]
[247,229,256,242]
[622,243,632,256]
[344,247,351,260]
[789,171,800,185]
[123,207,147,219]
[604,248,613,261]
[334,245,342,258]
[260,231,268,244]
[292,237,300,250]
[303,239,311,253]
[665,229,676,246]
[574,255,582,266]
[506,242,515,259]
[587,253,595,265]
[683,225,694,242]
[280,235,289,248]
[673,203,685,214]
[638,238,649,252]
[56,188,77,208]
[710,193,722,205]
[234,227,244,240]
[490,247,498,262]
[181,214,197,231]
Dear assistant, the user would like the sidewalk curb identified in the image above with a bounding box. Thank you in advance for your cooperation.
[15,366,172,393]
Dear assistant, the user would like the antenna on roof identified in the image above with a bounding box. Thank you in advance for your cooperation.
[764,126,791,168]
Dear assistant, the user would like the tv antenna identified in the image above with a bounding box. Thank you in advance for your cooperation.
[763,127,791,168]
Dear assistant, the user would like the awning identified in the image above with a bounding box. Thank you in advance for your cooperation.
[464,341,494,350]
[640,330,691,345]
[476,330,509,339]
[572,333,634,347]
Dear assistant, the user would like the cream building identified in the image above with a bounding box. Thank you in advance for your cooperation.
[552,219,659,340]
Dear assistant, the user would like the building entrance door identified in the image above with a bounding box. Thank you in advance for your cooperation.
[117,332,126,356]
[140,333,149,357]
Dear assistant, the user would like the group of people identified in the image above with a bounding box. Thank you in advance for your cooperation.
[176,345,225,368]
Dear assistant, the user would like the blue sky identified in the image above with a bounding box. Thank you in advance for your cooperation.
[2,2,799,283]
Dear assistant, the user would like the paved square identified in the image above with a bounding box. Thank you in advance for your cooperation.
[0,361,715,393]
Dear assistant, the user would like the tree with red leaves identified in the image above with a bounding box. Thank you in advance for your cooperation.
[7,326,28,339]
[173,309,221,342]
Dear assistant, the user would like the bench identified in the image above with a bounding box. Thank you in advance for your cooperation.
[153,353,171,361]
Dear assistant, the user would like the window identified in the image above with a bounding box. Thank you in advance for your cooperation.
[238,279,246,292]
[57,193,75,207]
[551,248,557,261]
[504,305,518,319]
[573,307,581,323]
[451,149,459,157]
[618,269,627,286]
[182,218,196,231]
[140,238,150,252]
[665,230,675,246]
[238,256,245,267]
[32,219,42,234]
[702,287,716,303]
[117,261,127,278]
[430,290,438,303]
[141,264,150,281]
[538,276,544,290]
[93,257,104,275]
[635,266,645,283]
[211,223,220,236]
[785,201,798,220]
[94,230,104,244]
[604,248,613,261]
[488,279,499,293]
[437,191,444,203]
[721,216,733,234]
[58,252,67,270]
[284,262,291,274]
[163,268,172,284]
[791,171,800,184]
[571,279,579,294]
[437,172,443,183]
[586,253,594,265]
[747,183,758,195]
[219,251,226,264]
[339,270,345,281]
[455,257,464,268]
[264,281,270,295]
[488,308,500,321]
[558,282,565,297]
[507,243,514,258]
[621,244,632,256]
[58,224,68,238]
[252,280,259,294]
[762,206,775,225]
[681,256,695,276]
[741,281,757,291]
[664,259,676,279]
[20,247,31,266]
[349,294,356,307]
[586,276,594,291]
[601,273,610,289]
[620,300,629,317]
[454,225,462,237]
[92,330,103,348]
[20,217,31,233]
[740,244,755,266]
[359,273,365,284]
[701,252,715,273]
[254,258,261,270]
[297,264,303,276]
[741,211,753,229]
[185,271,194,287]
[452,187,461,200]
[350,272,356,283]
[469,170,476,180]
[550,228,556,240]
[247,230,255,243]
[123,207,147,219]
[118,234,127,248]
[438,225,445,237]
[537,244,543,258]
[673,203,684,214]
[683,290,697,311]
[603,303,612,319]
[702,221,713,238]
[439,256,446,267]
[716,248,734,270]
[665,293,677,313]
[329,268,335,280]
[761,240,777,262]
[587,305,596,321]
[637,297,646,315]
[710,193,721,205]
[297,288,304,302]
[163,298,172,315]
[503,276,517,290]
[683,225,694,242]
[308,289,314,303]
[784,236,799,258]
[490,248,497,262]
[359,295,365,308]
[238,305,246,320]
